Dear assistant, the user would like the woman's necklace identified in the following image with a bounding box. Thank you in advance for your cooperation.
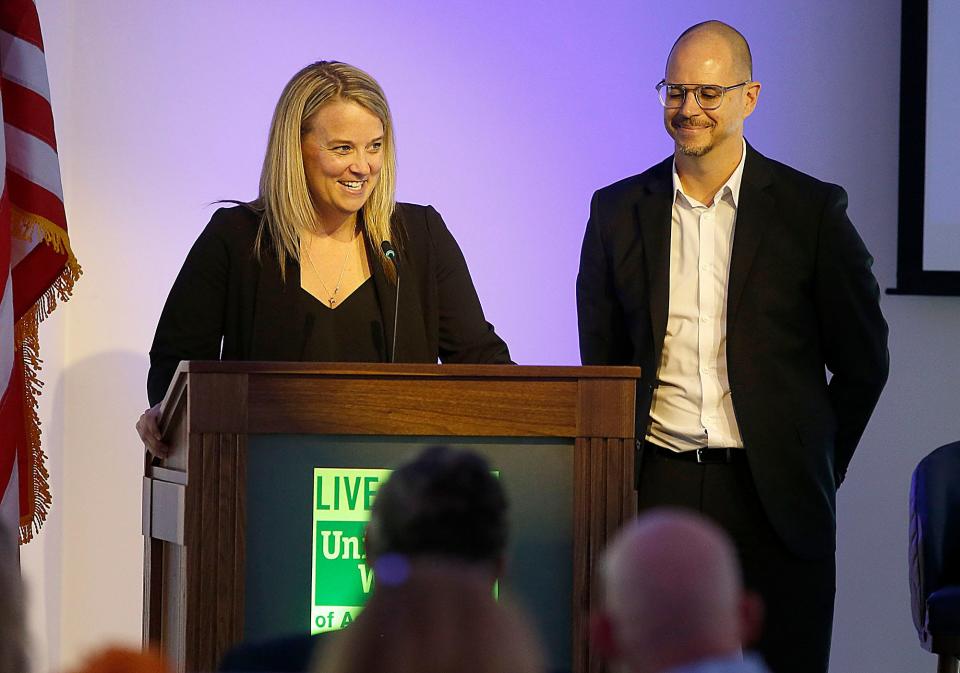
[305,235,354,307]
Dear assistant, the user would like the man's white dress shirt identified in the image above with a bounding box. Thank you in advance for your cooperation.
[647,140,747,452]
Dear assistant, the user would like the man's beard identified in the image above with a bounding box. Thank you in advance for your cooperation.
[671,119,714,156]
[676,140,712,156]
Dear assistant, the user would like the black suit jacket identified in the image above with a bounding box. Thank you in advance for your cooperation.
[576,144,889,558]
[148,203,511,405]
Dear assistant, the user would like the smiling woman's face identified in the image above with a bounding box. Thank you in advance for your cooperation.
[301,99,385,227]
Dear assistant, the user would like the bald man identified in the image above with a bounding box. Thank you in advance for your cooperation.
[595,510,767,673]
[577,20,888,673]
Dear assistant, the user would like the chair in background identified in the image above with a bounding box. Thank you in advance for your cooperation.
[910,440,960,673]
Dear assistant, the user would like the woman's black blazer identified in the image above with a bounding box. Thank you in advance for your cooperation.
[147,203,511,405]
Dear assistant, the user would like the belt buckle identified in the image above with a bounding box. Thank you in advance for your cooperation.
[695,448,730,464]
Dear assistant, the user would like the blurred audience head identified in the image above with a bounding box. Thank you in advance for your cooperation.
[314,560,543,673]
[594,509,763,673]
[365,446,508,577]
[74,646,173,673]
[68,646,172,673]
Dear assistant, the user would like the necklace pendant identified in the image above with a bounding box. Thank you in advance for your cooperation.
[329,297,337,307]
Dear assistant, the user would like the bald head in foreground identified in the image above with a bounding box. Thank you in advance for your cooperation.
[594,510,768,673]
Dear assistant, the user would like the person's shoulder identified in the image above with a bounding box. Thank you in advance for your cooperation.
[593,155,673,205]
[203,203,262,242]
[190,203,265,261]
[393,201,434,226]
[217,631,323,672]
[392,201,446,246]
[746,146,844,199]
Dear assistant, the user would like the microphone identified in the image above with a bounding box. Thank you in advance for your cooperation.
[380,240,398,261]
[381,241,400,363]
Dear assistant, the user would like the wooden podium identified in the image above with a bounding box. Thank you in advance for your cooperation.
[142,362,640,673]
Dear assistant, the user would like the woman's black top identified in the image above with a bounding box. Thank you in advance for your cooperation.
[301,278,384,362]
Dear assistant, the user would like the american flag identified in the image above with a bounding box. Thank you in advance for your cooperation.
[0,0,80,545]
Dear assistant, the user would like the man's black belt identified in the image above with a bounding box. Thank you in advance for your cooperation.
[645,441,746,464]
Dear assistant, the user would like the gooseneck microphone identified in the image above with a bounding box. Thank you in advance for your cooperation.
[380,241,400,363]
[380,240,397,261]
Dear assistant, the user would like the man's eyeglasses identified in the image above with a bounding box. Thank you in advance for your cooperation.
[655,79,749,110]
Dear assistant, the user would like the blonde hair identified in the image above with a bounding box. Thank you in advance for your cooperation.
[314,560,544,673]
[254,61,398,281]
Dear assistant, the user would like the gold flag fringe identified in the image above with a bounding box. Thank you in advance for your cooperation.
[12,205,74,255]
[12,209,82,544]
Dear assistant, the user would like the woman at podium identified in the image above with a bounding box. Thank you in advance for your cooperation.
[136,61,511,457]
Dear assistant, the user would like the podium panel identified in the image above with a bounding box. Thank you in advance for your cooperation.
[244,435,574,669]
[142,362,639,673]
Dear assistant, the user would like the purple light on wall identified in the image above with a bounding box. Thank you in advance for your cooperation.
[68,1,897,367]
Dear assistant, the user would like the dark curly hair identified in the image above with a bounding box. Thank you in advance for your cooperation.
[366,446,508,565]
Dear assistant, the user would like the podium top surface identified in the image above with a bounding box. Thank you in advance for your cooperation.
[158,361,641,440]
[171,361,641,380]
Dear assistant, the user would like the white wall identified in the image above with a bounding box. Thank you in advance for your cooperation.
[19,1,954,672]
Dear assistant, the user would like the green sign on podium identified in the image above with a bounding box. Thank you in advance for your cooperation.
[311,468,391,633]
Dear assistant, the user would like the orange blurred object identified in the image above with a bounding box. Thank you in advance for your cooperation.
[68,646,172,673]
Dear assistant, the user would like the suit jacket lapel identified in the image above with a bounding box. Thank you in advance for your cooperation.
[727,145,774,331]
[639,158,674,361]
[250,253,312,360]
